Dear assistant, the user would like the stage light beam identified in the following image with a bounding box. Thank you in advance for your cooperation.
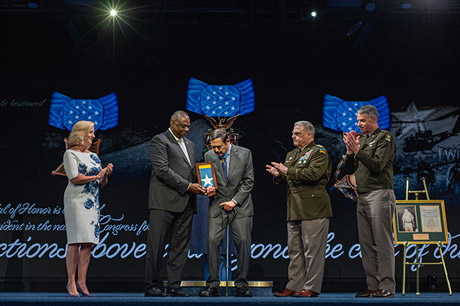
[110,9,117,17]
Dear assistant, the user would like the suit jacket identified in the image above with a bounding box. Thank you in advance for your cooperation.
[204,145,254,219]
[148,130,197,213]
[275,141,332,221]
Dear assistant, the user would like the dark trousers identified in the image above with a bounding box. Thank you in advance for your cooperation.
[145,203,193,290]
[206,213,253,289]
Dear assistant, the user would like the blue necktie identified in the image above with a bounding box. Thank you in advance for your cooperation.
[221,156,228,181]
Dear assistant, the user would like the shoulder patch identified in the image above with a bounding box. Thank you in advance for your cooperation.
[385,134,392,142]
[315,145,327,154]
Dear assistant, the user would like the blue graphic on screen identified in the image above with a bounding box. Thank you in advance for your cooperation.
[49,92,118,131]
[186,78,255,117]
[322,94,390,132]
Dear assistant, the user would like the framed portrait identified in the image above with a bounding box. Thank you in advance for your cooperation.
[396,205,418,233]
[195,162,218,188]
[393,200,448,244]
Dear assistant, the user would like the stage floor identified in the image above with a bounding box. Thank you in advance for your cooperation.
[0,292,458,306]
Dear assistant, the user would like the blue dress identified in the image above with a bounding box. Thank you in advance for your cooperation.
[63,149,102,244]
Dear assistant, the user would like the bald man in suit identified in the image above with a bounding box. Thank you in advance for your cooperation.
[145,110,207,297]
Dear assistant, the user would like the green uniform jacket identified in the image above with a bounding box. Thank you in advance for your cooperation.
[343,127,395,193]
[275,141,333,221]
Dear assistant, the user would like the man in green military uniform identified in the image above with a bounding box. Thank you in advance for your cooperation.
[266,121,332,298]
[342,105,396,298]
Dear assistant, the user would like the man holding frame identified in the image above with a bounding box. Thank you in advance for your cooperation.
[199,128,255,297]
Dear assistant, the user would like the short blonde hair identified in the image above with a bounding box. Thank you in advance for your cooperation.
[68,121,95,147]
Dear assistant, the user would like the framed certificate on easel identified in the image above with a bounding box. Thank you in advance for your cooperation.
[196,162,218,188]
[393,200,448,244]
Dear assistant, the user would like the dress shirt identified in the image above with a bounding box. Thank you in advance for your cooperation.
[169,128,192,190]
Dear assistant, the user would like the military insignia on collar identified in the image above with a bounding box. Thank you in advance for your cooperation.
[385,134,392,142]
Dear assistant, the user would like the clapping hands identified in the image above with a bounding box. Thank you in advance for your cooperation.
[343,131,360,154]
[97,163,114,179]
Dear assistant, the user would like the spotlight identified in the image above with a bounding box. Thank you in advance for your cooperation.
[26,2,39,8]
[401,2,413,9]
[310,10,318,18]
[110,9,117,17]
[365,2,376,11]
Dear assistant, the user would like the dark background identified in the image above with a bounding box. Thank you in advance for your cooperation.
[1,0,460,293]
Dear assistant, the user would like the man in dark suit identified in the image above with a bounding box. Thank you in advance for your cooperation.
[199,129,255,297]
[145,110,207,297]
[266,121,332,298]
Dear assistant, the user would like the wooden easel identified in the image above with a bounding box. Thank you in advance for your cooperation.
[401,177,452,295]
[51,138,102,176]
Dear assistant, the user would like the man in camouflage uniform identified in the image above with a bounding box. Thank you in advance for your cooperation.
[342,105,396,298]
[266,121,332,298]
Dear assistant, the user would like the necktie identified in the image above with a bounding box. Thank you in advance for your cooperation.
[178,138,191,165]
[221,157,228,181]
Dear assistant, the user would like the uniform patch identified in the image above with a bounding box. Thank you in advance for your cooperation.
[385,134,392,142]
[318,148,327,154]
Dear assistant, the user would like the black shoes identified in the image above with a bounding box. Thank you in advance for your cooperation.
[76,283,95,297]
[146,285,252,297]
[235,287,252,297]
[199,286,252,297]
[199,286,220,297]
[145,287,189,297]
[145,287,167,297]
[166,287,190,297]
[356,289,395,298]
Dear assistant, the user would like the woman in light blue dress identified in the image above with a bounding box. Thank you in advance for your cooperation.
[63,121,113,297]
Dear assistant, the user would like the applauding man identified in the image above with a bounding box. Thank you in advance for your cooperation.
[266,121,332,298]
[342,105,396,298]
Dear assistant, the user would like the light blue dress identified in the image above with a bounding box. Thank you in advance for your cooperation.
[63,149,102,244]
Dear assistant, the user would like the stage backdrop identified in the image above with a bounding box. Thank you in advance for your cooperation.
[1,72,460,292]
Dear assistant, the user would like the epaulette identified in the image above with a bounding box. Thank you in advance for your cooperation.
[315,144,327,154]
[381,130,392,142]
